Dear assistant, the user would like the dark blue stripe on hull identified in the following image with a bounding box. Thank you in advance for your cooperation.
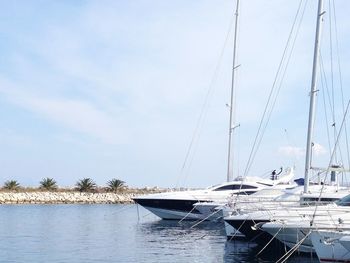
[133,198,211,215]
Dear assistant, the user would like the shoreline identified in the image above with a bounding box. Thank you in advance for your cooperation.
[0,189,164,204]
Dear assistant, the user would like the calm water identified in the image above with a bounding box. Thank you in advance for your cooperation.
[0,204,319,262]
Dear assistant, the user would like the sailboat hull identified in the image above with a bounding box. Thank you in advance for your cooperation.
[224,218,270,242]
[262,223,314,253]
[310,230,350,262]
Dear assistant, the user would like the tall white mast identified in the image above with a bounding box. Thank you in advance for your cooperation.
[226,0,240,182]
[304,0,325,193]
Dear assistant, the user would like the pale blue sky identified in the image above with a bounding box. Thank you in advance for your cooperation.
[0,0,349,188]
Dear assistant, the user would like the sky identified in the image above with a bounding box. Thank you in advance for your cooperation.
[0,0,350,188]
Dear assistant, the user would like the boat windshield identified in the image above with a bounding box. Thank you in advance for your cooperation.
[336,194,350,206]
[206,184,221,190]
[213,184,258,191]
[207,183,258,191]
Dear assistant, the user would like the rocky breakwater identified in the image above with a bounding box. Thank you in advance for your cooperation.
[0,192,137,204]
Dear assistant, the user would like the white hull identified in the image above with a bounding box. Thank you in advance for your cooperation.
[143,206,205,220]
[193,202,225,221]
[262,224,314,253]
[310,230,350,262]
[340,236,350,252]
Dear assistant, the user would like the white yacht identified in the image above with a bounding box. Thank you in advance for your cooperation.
[259,194,350,253]
[133,169,294,220]
[224,0,350,252]
[223,184,348,242]
[193,167,296,220]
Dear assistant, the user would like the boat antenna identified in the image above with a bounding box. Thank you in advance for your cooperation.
[226,0,240,182]
[304,0,325,193]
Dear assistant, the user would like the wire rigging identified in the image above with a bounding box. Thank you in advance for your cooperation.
[175,6,237,188]
[243,0,308,177]
[331,0,350,175]
[319,64,332,158]
[328,0,337,162]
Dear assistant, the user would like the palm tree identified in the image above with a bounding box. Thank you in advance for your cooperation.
[3,180,20,191]
[107,179,125,192]
[76,178,96,192]
[39,178,58,191]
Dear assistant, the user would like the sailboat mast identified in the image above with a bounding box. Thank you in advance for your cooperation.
[226,0,240,182]
[304,0,325,193]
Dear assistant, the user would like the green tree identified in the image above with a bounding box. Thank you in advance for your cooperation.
[107,179,125,192]
[3,180,20,190]
[76,178,96,192]
[39,178,58,191]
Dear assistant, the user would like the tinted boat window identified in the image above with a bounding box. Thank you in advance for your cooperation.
[214,184,258,191]
[302,197,339,203]
[336,195,350,206]
[237,191,257,195]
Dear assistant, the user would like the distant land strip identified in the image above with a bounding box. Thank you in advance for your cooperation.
[0,188,165,204]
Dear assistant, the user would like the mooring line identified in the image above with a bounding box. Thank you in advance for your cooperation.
[257,225,283,256]
[190,208,222,229]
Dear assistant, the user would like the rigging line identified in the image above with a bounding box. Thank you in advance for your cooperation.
[258,0,308,167]
[248,4,306,173]
[328,0,336,148]
[190,208,222,229]
[283,129,299,166]
[332,0,350,176]
[243,0,306,177]
[228,215,250,241]
[112,204,134,215]
[175,7,236,188]
[244,0,308,176]
[178,205,199,223]
[320,53,343,165]
[321,53,346,169]
[328,1,339,164]
[235,125,241,178]
[182,130,202,187]
[276,230,312,263]
[257,226,283,256]
[320,60,332,157]
[320,54,334,121]
[311,99,350,225]
[227,225,242,242]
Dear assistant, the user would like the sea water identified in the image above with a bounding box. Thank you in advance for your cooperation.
[0,204,318,262]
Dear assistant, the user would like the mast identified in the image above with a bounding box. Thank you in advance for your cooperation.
[304,0,325,193]
[226,0,240,182]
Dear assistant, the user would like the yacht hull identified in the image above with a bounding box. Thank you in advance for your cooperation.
[133,198,209,220]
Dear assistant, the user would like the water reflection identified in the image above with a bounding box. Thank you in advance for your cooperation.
[137,216,319,263]
[224,240,258,263]
[0,205,321,263]
[136,219,226,262]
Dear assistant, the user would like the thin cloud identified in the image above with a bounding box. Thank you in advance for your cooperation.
[0,78,125,145]
[278,145,304,157]
[313,143,327,156]
[278,143,327,158]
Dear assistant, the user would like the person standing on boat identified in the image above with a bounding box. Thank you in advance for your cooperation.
[271,167,283,180]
